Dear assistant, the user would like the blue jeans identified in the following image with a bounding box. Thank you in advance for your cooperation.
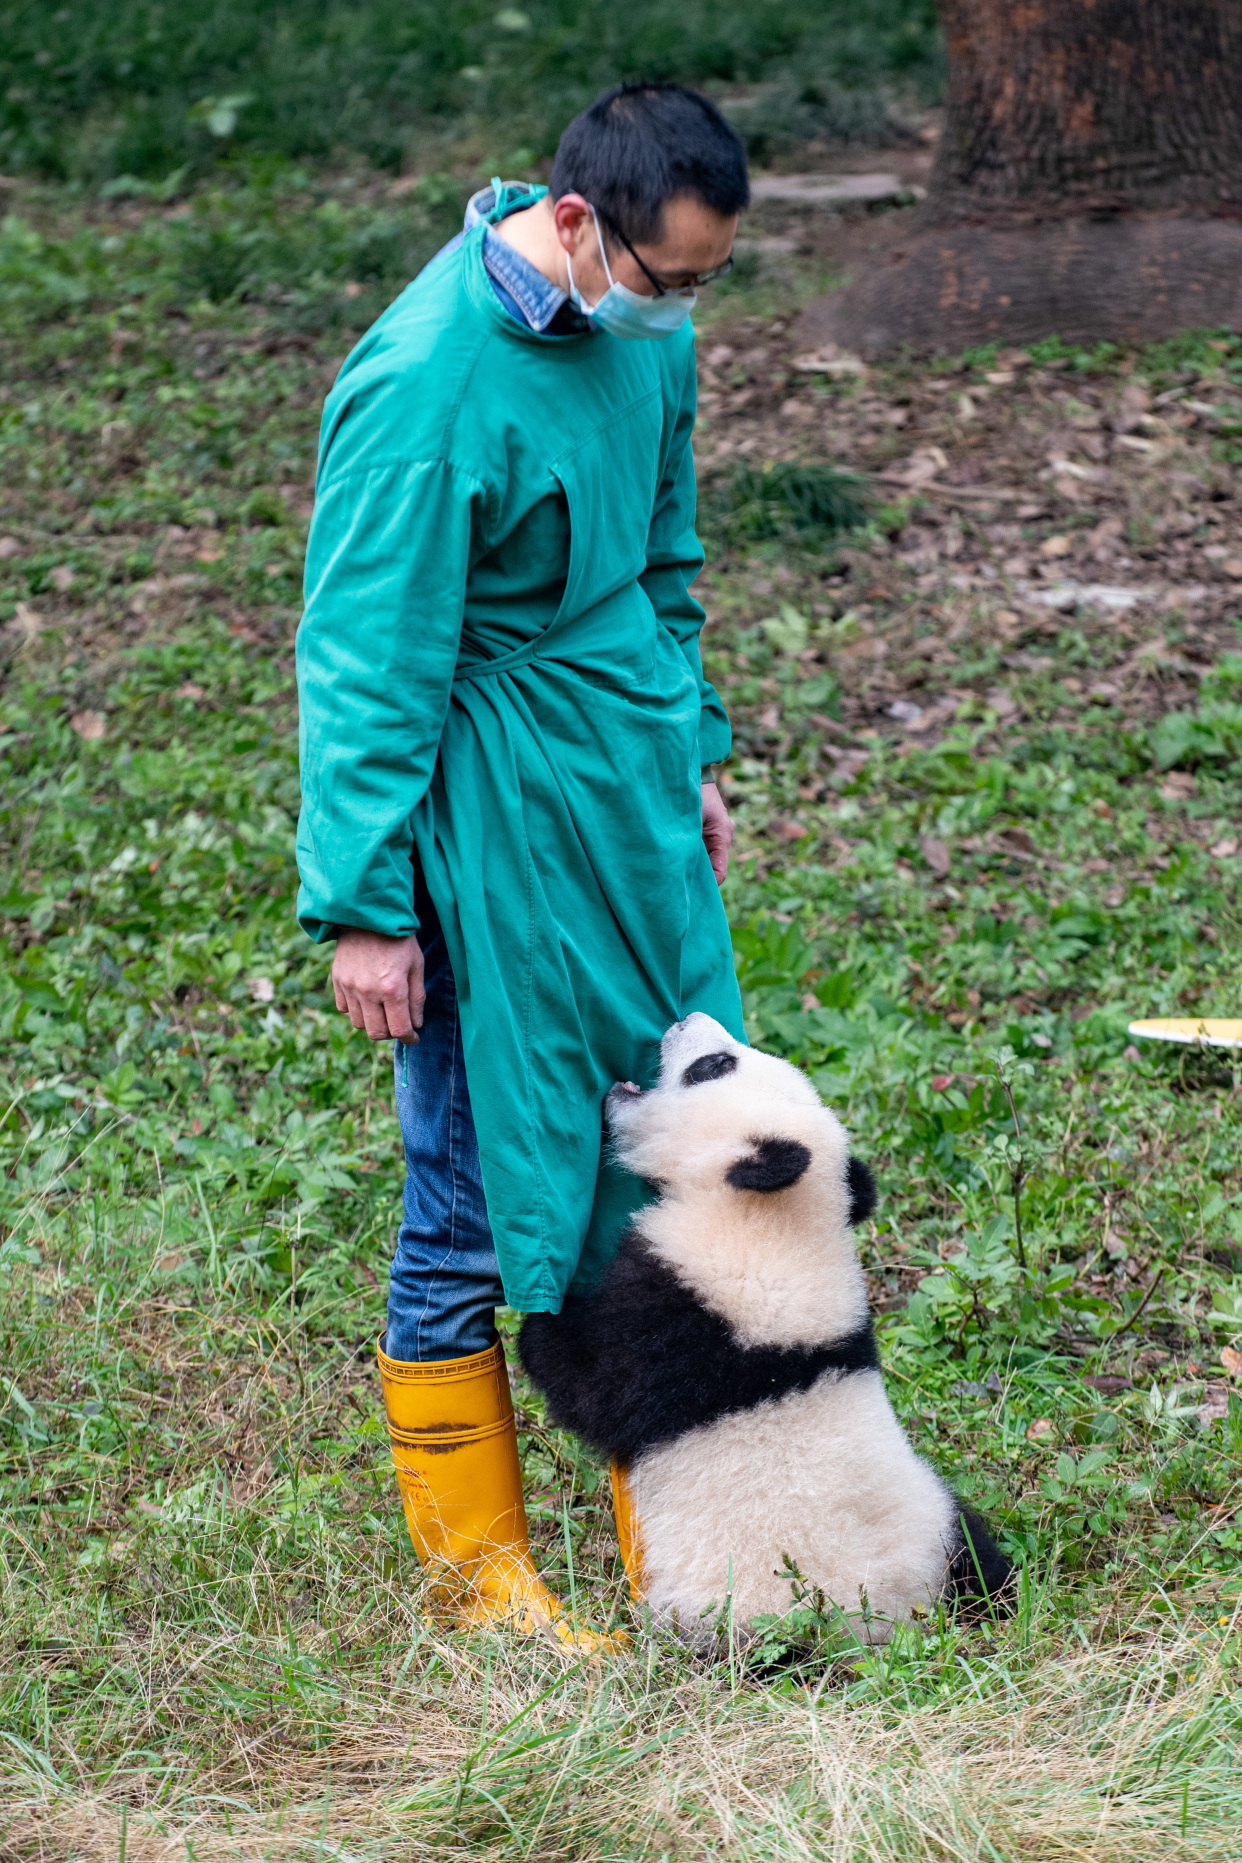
[384,888,505,1363]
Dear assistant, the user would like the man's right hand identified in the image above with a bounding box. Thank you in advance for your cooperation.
[332,928,425,1042]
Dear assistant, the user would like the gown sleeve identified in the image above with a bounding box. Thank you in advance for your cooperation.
[295,450,486,943]
[639,345,732,770]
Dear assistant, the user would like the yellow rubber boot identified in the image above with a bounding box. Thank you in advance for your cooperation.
[378,1336,617,1649]
[610,1461,644,1603]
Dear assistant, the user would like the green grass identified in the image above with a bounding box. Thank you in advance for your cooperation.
[1,162,1242,1858]
[0,0,941,186]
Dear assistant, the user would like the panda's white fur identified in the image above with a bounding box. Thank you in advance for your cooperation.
[520,1012,1011,1644]
[612,1017,869,1351]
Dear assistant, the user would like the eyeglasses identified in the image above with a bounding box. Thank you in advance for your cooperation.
[599,211,734,297]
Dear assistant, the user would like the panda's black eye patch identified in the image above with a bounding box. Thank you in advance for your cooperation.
[681,1050,738,1088]
[726,1136,811,1193]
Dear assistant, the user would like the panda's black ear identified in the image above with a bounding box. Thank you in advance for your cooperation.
[726,1136,811,1194]
[846,1156,876,1226]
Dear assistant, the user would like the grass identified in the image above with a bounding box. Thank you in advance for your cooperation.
[2,105,1242,1863]
[0,0,941,186]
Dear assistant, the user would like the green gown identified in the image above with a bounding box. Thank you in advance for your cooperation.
[295,203,745,1312]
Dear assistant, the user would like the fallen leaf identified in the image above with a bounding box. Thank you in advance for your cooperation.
[920,834,951,878]
[48,564,75,591]
[930,1074,955,1091]
[1198,1388,1231,1424]
[70,710,106,740]
[791,347,867,377]
[195,544,223,563]
[175,681,205,701]
[1116,382,1151,427]
[885,445,949,489]
[247,976,275,1002]
[1083,1374,1133,1394]
[903,697,960,736]
[1026,1418,1055,1440]
[1210,836,1239,858]
[0,536,21,559]
[1222,557,1242,579]
[13,601,42,637]
[888,699,923,724]
[1160,772,1197,800]
[1222,1345,1242,1381]
[771,817,809,842]
[1040,533,1073,558]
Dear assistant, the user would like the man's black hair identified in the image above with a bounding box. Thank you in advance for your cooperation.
[549,83,750,245]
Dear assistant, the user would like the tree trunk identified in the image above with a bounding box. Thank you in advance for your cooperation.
[796,0,1242,357]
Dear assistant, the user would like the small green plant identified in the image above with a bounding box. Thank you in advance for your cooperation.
[989,1044,1036,1268]
[1150,701,1242,770]
[716,462,870,546]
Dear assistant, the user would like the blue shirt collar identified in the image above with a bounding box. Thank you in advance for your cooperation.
[465,182,586,335]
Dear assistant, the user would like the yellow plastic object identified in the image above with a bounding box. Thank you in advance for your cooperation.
[610,1461,645,1602]
[1127,1018,1242,1049]
[377,1336,619,1649]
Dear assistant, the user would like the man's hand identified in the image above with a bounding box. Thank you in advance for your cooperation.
[332,928,425,1042]
[701,781,734,886]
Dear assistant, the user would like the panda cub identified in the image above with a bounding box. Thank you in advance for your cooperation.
[520,1012,1012,1643]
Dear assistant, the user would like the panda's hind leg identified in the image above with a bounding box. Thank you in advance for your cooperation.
[944,1501,1014,1618]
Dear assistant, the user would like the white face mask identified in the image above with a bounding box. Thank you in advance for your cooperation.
[566,207,696,340]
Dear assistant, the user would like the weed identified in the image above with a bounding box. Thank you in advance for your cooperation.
[711,460,871,547]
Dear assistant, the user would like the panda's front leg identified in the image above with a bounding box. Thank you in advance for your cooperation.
[518,1241,659,1465]
[518,1300,610,1444]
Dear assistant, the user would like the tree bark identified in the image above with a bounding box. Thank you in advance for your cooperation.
[796,0,1242,357]
[933,0,1242,215]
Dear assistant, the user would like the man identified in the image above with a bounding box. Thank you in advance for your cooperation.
[296,83,749,1640]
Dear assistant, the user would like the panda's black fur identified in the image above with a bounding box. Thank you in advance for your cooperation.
[519,1016,1013,1635]
[520,1223,1010,1615]
[521,1237,881,1469]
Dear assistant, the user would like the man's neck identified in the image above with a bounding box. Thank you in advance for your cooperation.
[493,195,569,296]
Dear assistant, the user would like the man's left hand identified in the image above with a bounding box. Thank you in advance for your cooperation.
[701,781,734,885]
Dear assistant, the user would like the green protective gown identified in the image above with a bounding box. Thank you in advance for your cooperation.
[295,203,745,1312]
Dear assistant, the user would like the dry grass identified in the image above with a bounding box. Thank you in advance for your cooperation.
[3,1600,1239,1861]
